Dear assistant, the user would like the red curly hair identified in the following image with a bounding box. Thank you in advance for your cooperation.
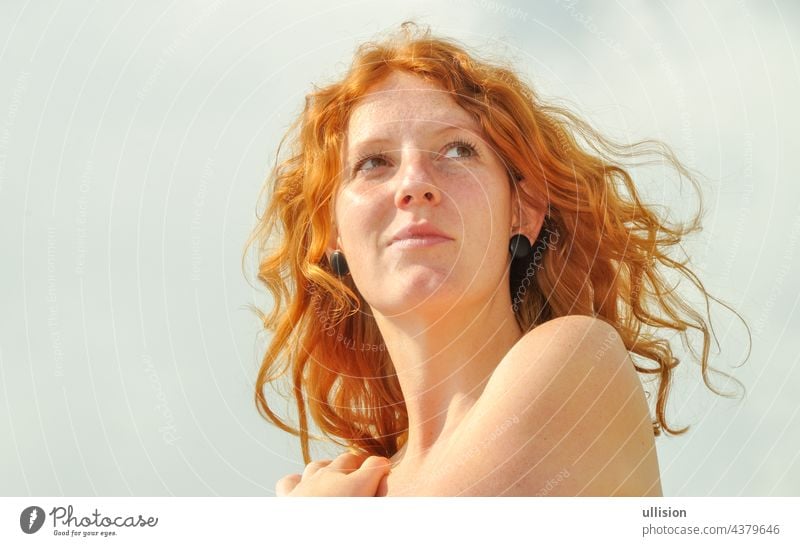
[244,22,747,465]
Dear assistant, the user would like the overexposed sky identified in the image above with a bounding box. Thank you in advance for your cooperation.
[1,0,798,496]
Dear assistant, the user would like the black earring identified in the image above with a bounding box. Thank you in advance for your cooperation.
[330,250,350,277]
[509,233,532,259]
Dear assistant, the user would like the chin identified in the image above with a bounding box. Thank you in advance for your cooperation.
[374,280,464,315]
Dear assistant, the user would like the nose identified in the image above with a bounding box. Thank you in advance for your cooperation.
[394,151,442,209]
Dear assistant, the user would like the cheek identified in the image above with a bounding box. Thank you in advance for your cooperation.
[456,180,511,236]
[336,190,385,249]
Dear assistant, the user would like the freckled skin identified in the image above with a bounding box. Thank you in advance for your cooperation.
[312,71,546,496]
[281,73,662,497]
[328,71,543,321]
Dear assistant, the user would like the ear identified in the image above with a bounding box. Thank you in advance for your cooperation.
[325,222,342,262]
[510,183,546,242]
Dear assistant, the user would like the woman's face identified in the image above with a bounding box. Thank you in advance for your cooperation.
[329,71,528,318]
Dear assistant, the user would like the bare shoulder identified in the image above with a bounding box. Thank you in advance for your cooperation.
[418,314,662,496]
[488,314,628,386]
[482,314,636,415]
[516,314,622,355]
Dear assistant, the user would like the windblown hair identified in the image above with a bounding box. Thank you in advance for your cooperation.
[244,22,747,464]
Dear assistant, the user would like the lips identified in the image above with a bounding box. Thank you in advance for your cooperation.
[389,223,453,246]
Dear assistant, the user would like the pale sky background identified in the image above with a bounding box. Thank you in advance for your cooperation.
[1,0,798,496]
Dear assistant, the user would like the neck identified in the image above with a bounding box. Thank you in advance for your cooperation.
[375,286,523,469]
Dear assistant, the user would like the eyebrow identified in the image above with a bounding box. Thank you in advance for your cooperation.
[346,122,481,159]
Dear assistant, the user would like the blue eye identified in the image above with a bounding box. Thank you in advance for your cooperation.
[353,153,389,175]
[351,139,479,177]
[441,140,478,159]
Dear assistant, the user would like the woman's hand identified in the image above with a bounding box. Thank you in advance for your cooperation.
[275,452,391,497]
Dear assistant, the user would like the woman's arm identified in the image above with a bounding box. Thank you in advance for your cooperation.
[409,315,662,496]
[275,452,391,496]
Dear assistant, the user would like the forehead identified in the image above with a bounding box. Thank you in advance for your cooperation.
[346,71,479,136]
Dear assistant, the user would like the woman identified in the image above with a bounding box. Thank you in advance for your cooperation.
[245,22,745,496]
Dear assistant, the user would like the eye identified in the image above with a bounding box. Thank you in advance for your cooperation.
[441,140,478,160]
[352,153,389,175]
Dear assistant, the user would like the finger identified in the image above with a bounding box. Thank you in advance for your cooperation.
[327,452,369,473]
[358,456,392,473]
[275,474,302,497]
[302,459,333,481]
[353,457,392,497]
